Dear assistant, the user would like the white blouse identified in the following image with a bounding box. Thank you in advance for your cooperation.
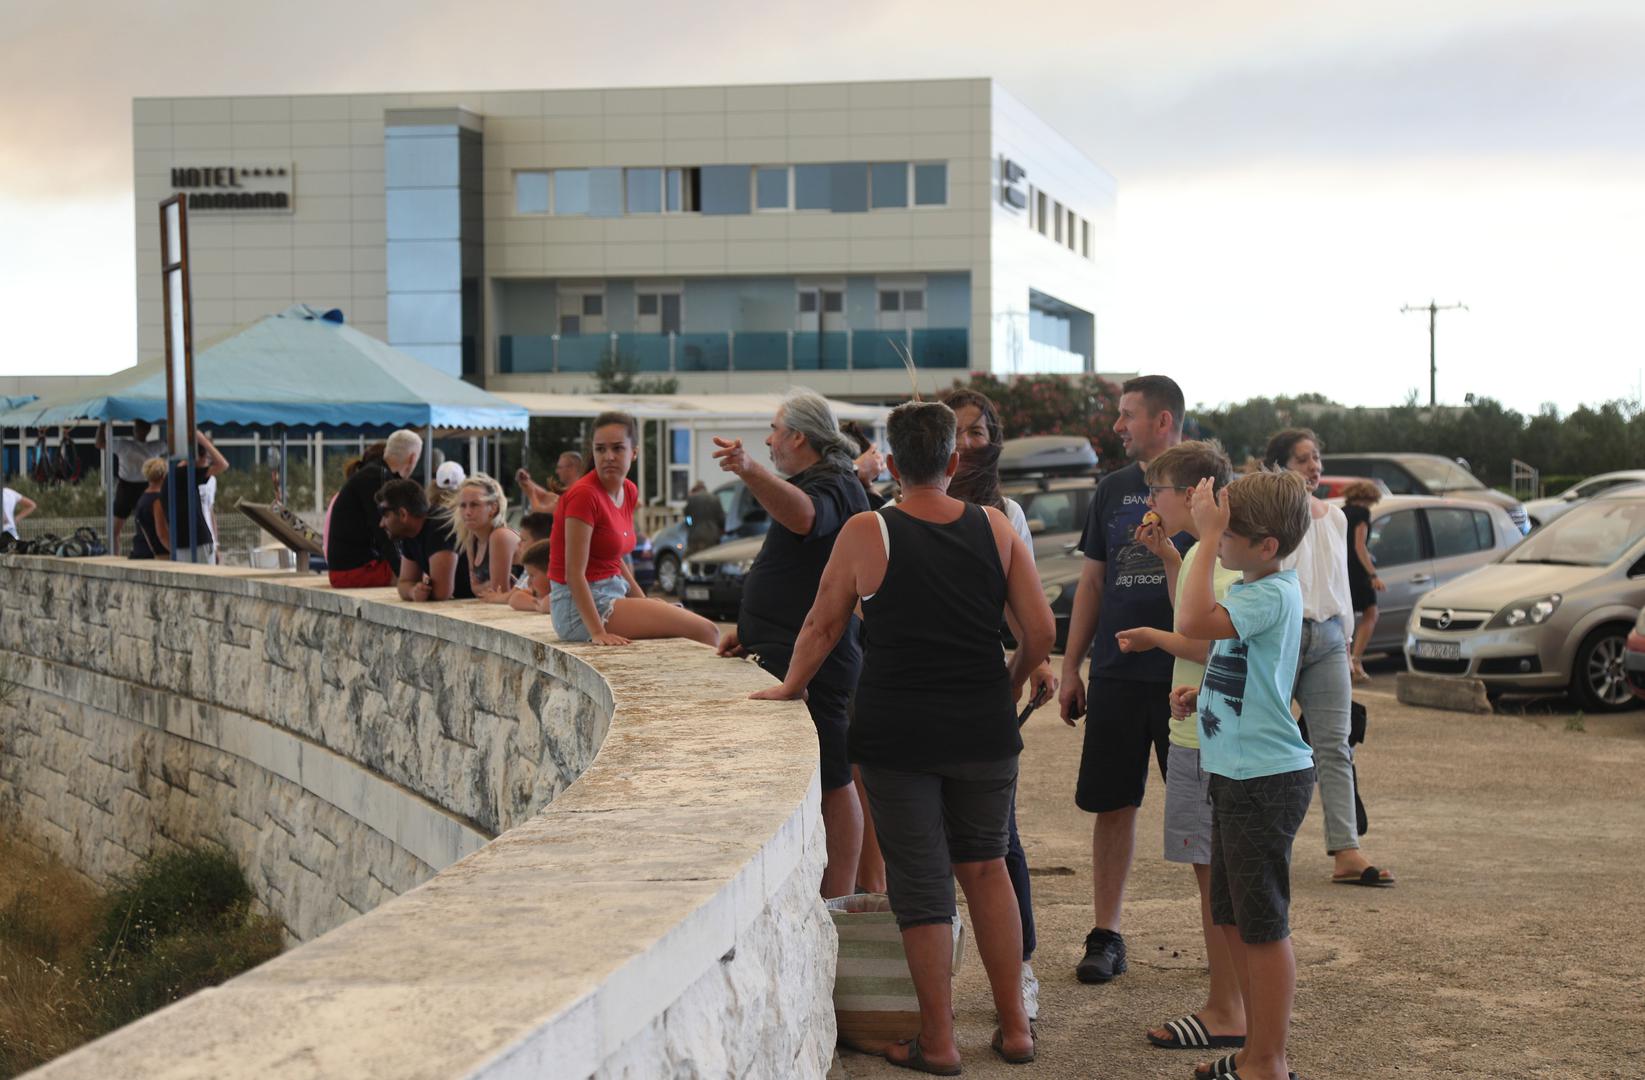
[1283,503,1353,624]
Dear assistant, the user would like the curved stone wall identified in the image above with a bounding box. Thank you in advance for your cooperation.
[0,556,835,1077]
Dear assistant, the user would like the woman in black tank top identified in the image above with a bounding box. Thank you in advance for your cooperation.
[749,401,1055,1071]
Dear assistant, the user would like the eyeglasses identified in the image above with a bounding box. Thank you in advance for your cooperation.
[1145,485,1189,496]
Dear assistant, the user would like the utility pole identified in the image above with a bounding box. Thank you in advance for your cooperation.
[1401,300,1467,408]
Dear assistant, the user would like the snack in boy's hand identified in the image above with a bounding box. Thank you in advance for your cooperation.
[1135,509,1163,539]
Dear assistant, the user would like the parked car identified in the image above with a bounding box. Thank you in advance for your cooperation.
[1322,452,1531,534]
[1523,472,1645,528]
[1314,476,1392,500]
[1347,495,1524,654]
[1032,546,1083,653]
[999,435,1098,478]
[1403,488,1645,711]
[651,480,772,594]
[679,534,763,620]
[1626,606,1645,701]
[1004,476,1097,543]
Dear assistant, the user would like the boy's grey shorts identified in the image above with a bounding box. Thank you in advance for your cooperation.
[1164,744,1214,865]
[858,758,1018,931]
[1209,767,1315,945]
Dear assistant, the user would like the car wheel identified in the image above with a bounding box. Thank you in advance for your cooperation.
[1570,625,1638,713]
[655,552,681,595]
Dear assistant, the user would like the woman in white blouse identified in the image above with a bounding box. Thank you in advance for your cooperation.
[1266,429,1395,888]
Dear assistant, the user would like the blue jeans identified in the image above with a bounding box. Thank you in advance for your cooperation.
[548,577,629,642]
[1294,618,1358,853]
[1005,798,1035,960]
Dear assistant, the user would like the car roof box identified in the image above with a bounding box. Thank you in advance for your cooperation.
[999,436,1098,478]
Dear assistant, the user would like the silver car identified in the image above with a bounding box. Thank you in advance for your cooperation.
[1404,488,1645,711]
[1353,495,1524,654]
[1523,472,1645,529]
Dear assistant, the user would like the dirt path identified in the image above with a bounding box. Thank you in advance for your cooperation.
[834,674,1645,1079]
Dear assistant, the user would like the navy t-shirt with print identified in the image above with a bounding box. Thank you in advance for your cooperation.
[1077,461,1188,682]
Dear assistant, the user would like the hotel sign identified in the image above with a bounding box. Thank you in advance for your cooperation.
[169,163,294,213]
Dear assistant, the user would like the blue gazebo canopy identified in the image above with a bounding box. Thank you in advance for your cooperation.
[0,306,526,433]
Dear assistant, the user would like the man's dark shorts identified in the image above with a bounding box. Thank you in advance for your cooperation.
[757,654,853,791]
[1209,767,1316,945]
[1075,677,1171,813]
[113,478,147,520]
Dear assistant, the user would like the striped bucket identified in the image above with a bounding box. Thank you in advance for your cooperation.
[825,893,965,1053]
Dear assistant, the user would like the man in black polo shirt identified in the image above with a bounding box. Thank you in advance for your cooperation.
[714,388,869,898]
[328,429,422,588]
[377,478,470,602]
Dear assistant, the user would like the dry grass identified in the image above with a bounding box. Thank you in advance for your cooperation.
[0,837,104,1077]
[0,837,284,1078]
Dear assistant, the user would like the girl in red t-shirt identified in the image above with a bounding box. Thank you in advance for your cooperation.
[546,412,719,648]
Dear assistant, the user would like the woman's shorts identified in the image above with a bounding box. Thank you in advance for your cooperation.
[549,576,630,641]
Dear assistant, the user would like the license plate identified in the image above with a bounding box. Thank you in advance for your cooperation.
[1413,640,1462,661]
[685,586,710,601]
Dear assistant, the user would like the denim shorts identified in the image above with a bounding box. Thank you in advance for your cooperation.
[548,576,630,642]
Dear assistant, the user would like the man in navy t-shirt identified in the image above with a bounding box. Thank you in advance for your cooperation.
[1058,375,1188,985]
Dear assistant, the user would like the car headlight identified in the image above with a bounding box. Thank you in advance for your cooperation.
[682,561,697,577]
[722,559,754,577]
[1042,583,1064,605]
[1494,594,1562,628]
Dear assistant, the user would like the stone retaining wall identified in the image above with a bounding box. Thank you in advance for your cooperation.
[0,556,835,1078]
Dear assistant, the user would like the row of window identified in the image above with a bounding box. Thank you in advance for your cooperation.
[549,282,930,336]
[1026,186,1093,260]
[514,162,948,217]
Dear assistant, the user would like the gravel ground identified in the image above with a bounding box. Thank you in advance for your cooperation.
[833,661,1645,1079]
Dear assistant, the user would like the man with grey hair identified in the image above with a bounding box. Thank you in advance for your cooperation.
[714,388,868,898]
[327,428,422,588]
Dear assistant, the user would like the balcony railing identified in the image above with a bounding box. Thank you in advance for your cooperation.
[497,328,969,375]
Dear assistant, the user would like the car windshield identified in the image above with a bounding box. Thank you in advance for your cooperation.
[1402,456,1484,492]
[1506,499,1645,567]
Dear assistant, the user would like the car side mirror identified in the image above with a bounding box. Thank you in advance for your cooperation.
[1564,492,1580,502]
[1027,518,1046,535]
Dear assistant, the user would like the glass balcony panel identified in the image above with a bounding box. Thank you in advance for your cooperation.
[498,335,554,374]
[557,333,608,372]
[793,330,849,370]
[614,332,672,372]
[851,329,909,370]
[912,327,969,368]
[677,333,731,371]
[734,331,789,370]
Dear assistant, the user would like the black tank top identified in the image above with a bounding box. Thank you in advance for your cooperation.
[849,503,1019,767]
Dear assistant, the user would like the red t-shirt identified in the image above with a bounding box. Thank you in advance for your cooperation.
[548,472,638,584]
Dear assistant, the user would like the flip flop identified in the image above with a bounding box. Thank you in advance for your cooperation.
[1332,865,1395,887]
[991,1026,1036,1064]
[1148,1014,1246,1049]
[885,1038,962,1076]
[1193,1058,1297,1080]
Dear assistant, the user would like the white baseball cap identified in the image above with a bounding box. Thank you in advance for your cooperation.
[435,461,466,490]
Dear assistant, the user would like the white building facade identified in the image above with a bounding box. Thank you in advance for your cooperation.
[132,78,1115,401]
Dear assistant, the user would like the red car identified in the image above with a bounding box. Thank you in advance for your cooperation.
[1314,476,1392,500]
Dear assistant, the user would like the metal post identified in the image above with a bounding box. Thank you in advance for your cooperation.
[423,424,434,487]
[103,434,115,554]
[279,429,289,505]
[313,431,325,517]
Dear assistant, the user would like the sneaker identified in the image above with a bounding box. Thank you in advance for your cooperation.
[1076,927,1127,983]
[1020,960,1040,1020]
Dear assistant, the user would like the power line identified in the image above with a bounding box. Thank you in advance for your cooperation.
[1401,300,1467,408]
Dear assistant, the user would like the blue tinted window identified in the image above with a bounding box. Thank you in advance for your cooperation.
[515,172,548,214]
[700,165,750,215]
[830,163,869,212]
[671,428,691,462]
[870,163,907,208]
[554,169,589,215]
[588,168,623,218]
[626,168,662,213]
[795,165,831,210]
[914,163,947,206]
[756,167,788,209]
[666,169,684,212]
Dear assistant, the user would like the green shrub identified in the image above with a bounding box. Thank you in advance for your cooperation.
[92,847,253,961]
[91,916,283,1031]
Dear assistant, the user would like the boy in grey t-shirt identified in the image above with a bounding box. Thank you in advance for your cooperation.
[1170,471,1314,1080]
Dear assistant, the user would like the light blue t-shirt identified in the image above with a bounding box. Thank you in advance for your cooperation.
[1198,569,1315,781]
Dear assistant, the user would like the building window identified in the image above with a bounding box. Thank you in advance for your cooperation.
[589,168,623,218]
[1036,191,1048,235]
[626,168,662,213]
[636,287,683,334]
[559,287,606,335]
[516,171,549,215]
[582,294,603,318]
[1066,208,1076,250]
[796,163,868,213]
[1026,186,1035,230]
[870,163,908,209]
[903,290,924,312]
[879,290,900,312]
[914,162,947,206]
[877,280,928,330]
[700,165,750,215]
[1082,219,1091,258]
[666,168,684,212]
[755,166,789,210]
[1053,201,1063,243]
[555,170,589,216]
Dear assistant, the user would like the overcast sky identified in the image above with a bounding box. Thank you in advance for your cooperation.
[2,0,1641,412]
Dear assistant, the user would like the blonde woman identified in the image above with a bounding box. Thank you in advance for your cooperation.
[452,473,520,601]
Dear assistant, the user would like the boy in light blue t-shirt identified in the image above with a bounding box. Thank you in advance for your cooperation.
[1171,471,1314,1080]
